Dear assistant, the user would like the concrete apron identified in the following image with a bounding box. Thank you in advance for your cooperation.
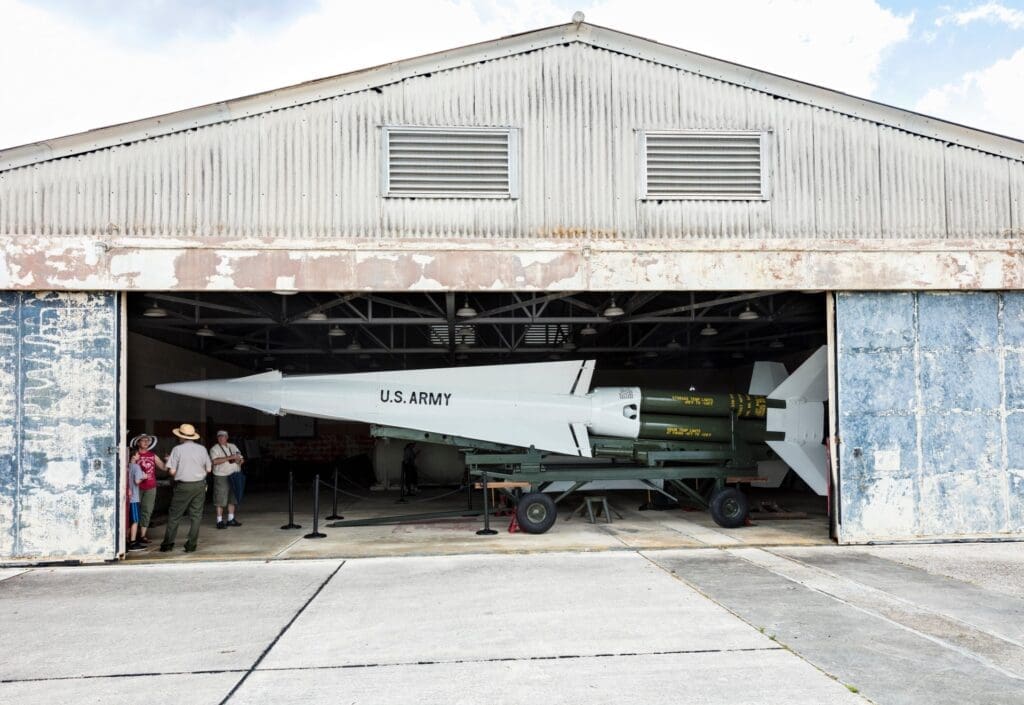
[126,488,829,563]
[5,546,1023,704]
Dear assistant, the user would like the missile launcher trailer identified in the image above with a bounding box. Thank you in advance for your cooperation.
[370,391,777,533]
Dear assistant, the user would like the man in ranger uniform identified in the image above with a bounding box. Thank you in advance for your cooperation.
[160,423,212,553]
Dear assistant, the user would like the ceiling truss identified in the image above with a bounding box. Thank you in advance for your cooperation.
[131,291,826,372]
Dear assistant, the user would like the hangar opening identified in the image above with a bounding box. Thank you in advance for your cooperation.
[124,289,830,558]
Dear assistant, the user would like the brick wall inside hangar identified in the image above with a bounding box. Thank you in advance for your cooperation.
[836,292,1024,542]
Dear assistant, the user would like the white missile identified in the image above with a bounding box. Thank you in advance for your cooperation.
[156,349,829,493]
[157,360,639,457]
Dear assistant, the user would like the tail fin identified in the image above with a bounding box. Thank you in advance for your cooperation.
[760,346,829,496]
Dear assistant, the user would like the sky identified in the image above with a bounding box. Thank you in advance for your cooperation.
[1,0,1023,151]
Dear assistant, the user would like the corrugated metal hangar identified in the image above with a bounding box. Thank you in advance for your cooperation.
[1,20,1022,564]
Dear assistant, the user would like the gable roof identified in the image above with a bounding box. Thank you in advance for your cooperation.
[3,20,1023,172]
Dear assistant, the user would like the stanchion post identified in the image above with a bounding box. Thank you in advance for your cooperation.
[476,472,497,536]
[396,461,408,504]
[304,473,327,539]
[280,471,301,530]
[325,466,343,521]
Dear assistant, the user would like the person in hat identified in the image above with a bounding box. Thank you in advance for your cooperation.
[209,430,244,529]
[160,423,212,553]
[129,433,164,545]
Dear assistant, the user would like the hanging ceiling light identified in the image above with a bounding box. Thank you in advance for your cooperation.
[328,326,347,337]
[738,305,759,321]
[603,298,625,317]
[769,339,785,349]
[233,342,250,352]
[195,325,215,337]
[562,338,576,351]
[644,350,658,358]
[306,311,328,321]
[143,302,168,318]
[272,290,298,296]
[580,324,598,336]
[456,297,477,318]
[700,323,718,336]
[666,338,682,351]
[347,341,362,351]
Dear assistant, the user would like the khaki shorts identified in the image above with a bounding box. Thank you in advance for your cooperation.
[213,474,238,507]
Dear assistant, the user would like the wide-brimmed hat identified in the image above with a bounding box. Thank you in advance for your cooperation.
[129,433,158,451]
[172,423,201,441]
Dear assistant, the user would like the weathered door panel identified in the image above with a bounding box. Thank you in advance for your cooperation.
[0,292,119,563]
[836,292,1023,543]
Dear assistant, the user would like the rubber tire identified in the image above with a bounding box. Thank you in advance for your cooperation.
[516,492,558,534]
[708,487,749,529]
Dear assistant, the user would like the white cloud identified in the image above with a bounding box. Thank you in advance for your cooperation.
[581,0,913,97]
[0,0,913,150]
[916,46,1024,139]
[936,2,1024,29]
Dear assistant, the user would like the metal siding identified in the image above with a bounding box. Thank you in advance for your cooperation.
[0,291,119,562]
[0,44,1020,242]
[611,55,682,239]
[1010,160,1024,236]
[813,112,882,238]
[837,291,1022,542]
[767,99,815,237]
[945,146,1013,237]
[879,127,947,238]
[541,44,617,238]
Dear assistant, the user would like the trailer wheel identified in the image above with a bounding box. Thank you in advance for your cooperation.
[709,487,748,528]
[516,493,557,534]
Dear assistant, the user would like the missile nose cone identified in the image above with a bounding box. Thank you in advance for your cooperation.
[155,371,284,416]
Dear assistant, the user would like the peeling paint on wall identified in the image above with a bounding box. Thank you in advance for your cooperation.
[837,292,1024,542]
[1,236,1023,292]
[0,292,118,562]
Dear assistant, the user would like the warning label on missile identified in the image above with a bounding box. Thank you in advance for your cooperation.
[380,389,452,406]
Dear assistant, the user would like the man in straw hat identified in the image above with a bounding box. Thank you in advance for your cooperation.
[160,423,212,553]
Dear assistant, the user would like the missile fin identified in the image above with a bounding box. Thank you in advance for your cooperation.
[571,361,596,396]
[766,441,828,495]
[765,345,830,496]
[570,422,592,457]
[749,361,788,396]
[768,345,828,403]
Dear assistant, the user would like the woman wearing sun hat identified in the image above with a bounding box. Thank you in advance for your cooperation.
[129,433,164,545]
[160,423,212,553]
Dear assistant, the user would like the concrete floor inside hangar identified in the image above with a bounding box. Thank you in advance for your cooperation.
[124,486,830,562]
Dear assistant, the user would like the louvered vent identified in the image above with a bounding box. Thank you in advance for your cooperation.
[383,127,517,198]
[642,131,766,199]
[524,324,570,346]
